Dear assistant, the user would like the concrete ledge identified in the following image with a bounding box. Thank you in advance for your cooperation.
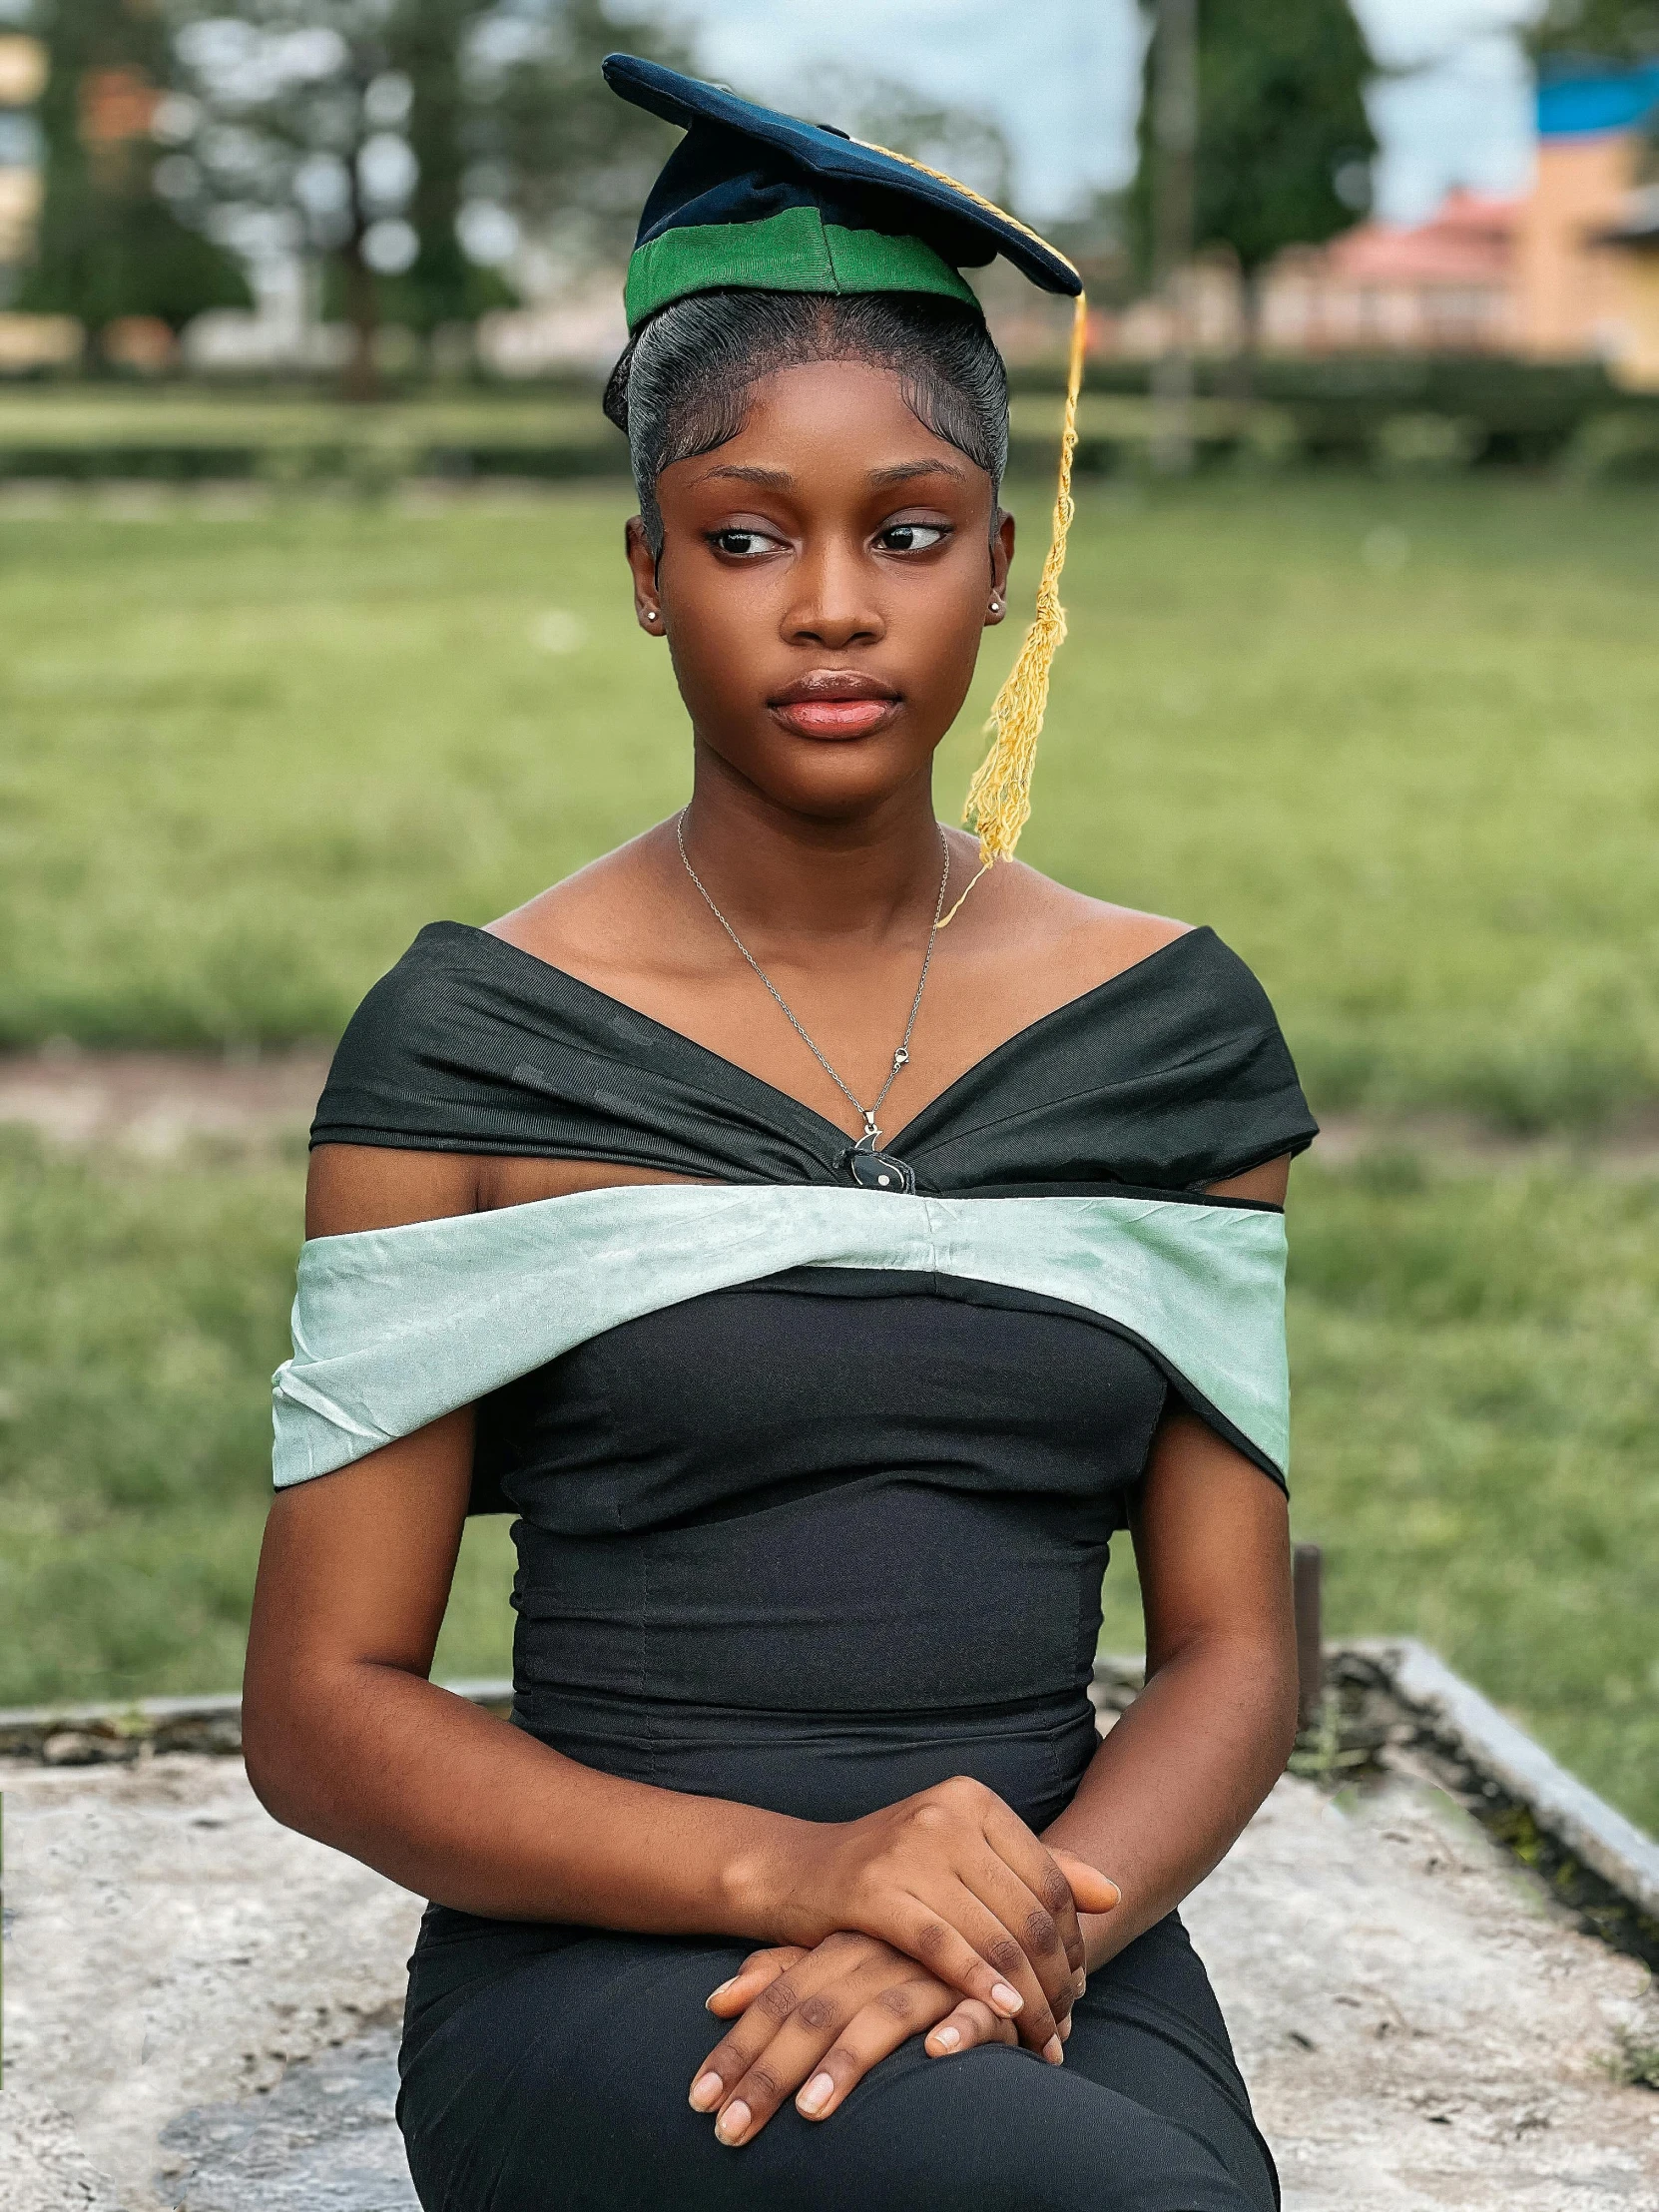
[1343,1636,1659,1925]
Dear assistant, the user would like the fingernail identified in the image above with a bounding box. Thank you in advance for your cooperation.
[798,2072,833,2115]
[1060,2015,1072,2041]
[930,2024,961,2052]
[1044,2036,1064,2065]
[715,2099,751,2145]
[1075,1972,1087,1996]
[689,2071,723,2111]
[990,1981,1022,2013]
[705,1978,737,2008]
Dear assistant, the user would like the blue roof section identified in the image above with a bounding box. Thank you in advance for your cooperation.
[1537,65,1659,138]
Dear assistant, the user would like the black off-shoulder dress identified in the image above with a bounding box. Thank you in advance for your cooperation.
[277,919,1317,2212]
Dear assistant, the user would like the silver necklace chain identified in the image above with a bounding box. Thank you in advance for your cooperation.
[675,809,951,1150]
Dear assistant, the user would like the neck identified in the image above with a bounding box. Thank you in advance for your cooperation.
[677,744,951,951]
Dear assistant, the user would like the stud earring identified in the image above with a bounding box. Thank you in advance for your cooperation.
[988,596,1002,615]
[643,607,660,625]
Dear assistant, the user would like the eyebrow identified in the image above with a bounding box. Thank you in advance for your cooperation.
[867,459,967,486]
[693,458,968,490]
[694,463,794,488]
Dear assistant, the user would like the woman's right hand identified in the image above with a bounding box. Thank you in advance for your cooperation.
[757,1774,1119,2055]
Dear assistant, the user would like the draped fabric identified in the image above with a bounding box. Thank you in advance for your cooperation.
[309,920,1317,1195]
[276,920,1315,1504]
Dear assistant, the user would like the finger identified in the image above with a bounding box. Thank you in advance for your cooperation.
[940,1869,1072,2056]
[924,1995,1016,2057]
[793,1975,962,2124]
[690,1936,868,2117]
[912,1881,1063,2058]
[879,1889,1037,2029]
[957,1843,1080,2030]
[714,1972,876,2143]
[705,1946,807,2015]
[980,1807,1091,1975]
[1048,1847,1122,1919]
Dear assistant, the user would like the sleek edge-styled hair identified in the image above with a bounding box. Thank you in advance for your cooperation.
[602,289,1010,556]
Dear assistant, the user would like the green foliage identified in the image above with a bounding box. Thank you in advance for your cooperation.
[17,0,252,332]
[1132,0,1379,279]
[1525,0,1659,64]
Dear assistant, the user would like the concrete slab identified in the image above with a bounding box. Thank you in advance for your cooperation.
[2,1752,1657,2210]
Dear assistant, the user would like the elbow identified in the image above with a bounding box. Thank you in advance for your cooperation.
[1265,1632,1303,1776]
[240,1665,326,1836]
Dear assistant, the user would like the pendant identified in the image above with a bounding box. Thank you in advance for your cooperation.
[846,1134,914,1194]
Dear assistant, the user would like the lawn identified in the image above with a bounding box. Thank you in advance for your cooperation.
[3,472,1658,1125]
[2,472,1656,1833]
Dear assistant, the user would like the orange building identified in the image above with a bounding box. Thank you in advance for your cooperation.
[1512,66,1659,370]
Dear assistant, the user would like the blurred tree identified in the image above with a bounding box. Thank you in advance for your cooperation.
[170,0,413,400]
[462,0,690,278]
[16,0,252,348]
[168,0,690,395]
[383,0,507,333]
[1131,0,1378,335]
[779,65,1014,211]
[1525,0,1659,63]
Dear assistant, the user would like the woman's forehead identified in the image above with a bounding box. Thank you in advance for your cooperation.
[667,360,992,478]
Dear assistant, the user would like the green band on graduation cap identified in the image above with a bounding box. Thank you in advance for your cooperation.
[624,204,981,328]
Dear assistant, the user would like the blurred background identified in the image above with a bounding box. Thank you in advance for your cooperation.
[0,1,1655,1838]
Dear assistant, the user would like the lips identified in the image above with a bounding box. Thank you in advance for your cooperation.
[769,670,899,740]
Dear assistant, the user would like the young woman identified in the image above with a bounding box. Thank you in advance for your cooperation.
[245,58,1316,2212]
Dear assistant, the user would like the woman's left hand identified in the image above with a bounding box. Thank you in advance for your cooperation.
[688,1931,1026,2146]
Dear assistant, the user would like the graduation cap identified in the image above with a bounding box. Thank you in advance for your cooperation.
[604,53,1089,879]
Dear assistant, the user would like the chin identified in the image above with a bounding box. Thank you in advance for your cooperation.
[718,731,935,819]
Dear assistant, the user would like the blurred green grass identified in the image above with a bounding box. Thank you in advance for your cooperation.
[3,474,1658,1125]
[3,1128,1655,1833]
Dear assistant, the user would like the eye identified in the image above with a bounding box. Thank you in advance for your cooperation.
[876,521,949,553]
[710,527,782,558]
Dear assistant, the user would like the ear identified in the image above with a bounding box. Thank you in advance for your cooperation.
[625,514,664,637]
[986,507,1015,626]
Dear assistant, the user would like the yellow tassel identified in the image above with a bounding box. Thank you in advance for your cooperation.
[961,286,1088,872]
[849,138,1087,911]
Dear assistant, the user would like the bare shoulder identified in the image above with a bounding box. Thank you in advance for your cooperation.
[963,840,1193,996]
[305,1142,480,1240]
[486,826,673,971]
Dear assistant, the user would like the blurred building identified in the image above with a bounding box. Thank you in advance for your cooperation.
[1513,65,1659,381]
[1259,192,1517,356]
[0,31,45,285]
[1592,187,1659,386]
[1107,62,1659,389]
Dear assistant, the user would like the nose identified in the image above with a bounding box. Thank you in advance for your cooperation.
[783,535,884,652]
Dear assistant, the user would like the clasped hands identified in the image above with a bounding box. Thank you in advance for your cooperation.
[688,1774,1119,2148]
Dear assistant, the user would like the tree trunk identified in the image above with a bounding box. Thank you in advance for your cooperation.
[1224,265,1260,408]
[340,127,379,403]
[340,236,379,402]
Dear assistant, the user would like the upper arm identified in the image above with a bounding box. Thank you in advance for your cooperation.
[1205,1153,1291,1207]
[1130,1411,1293,1679]
[305,1140,481,1237]
[251,1142,484,1706]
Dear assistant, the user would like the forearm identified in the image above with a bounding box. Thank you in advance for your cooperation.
[243,1657,808,1936]
[1040,1629,1298,1971]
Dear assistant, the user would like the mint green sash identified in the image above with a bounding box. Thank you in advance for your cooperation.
[273,1186,1290,1488]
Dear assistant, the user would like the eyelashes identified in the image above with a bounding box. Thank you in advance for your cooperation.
[706,522,953,560]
